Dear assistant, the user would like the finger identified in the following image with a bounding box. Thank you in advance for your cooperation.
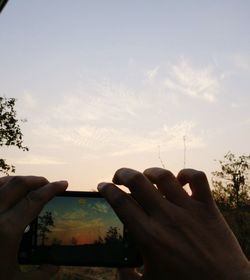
[9,180,68,232]
[144,167,190,207]
[112,168,170,216]
[98,182,148,244]
[0,176,14,188]
[18,264,59,280]
[118,268,142,280]
[0,176,49,212]
[177,169,213,204]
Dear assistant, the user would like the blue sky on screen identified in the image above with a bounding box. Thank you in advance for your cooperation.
[39,196,122,245]
[0,1,249,189]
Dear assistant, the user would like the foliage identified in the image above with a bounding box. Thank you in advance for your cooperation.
[52,237,62,246]
[0,0,9,14]
[37,211,54,246]
[104,226,122,244]
[212,151,250,209]
[71,236,78,245]
[95,226,122,245]
[222,209,250,259]
[0,97,28,175]
[212,152,250,259]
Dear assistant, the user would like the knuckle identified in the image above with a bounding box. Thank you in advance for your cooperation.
[177,169,188,179]
[22,191,45,215]
[37,176,49,185]
[112,192,130,209]
[156,169,175,182]
[114,168,143,186]
[103,185,129,209]
[26,190,44,203]
[126,171,144,186]
[176,169,187,183]
[9,176,27,186]
[177,169,185,176]
[192,170,207,182]
[8,176,48,189]
[0,176,12,187]
[113,167,126,184]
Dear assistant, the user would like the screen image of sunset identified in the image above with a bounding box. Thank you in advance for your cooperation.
[37,196,123,246]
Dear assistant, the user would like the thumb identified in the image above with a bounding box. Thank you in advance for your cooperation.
[117,268,142,280]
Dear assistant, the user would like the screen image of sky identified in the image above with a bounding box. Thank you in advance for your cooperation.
[0,1,249,189]
[38,196,123,246]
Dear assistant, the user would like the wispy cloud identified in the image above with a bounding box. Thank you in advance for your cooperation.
[61,209,86,222]
[230,102,247,109]
[111,121,205,156]
[48,79,144,124]
[16,59,214,164]
[22,91,38,110]
[229,52,250,71]
[163,58,220,102]
[14,155,67,165]
[92,202,109,214]
[146,66,159,81]
[31,120,205,157]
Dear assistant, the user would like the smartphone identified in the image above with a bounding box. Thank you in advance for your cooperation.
[18,191,142,267]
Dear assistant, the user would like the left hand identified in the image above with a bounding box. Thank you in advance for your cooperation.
[0,175,68,280]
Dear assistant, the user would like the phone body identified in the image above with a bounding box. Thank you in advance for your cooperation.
[19,191,142,267]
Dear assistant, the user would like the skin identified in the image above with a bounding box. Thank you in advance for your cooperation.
[0,175,68,280]
[98,167,250,280]
[1,168,249,279]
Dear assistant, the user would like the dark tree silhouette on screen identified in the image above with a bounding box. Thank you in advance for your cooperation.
[71,236,78,245]
[104,226,122,244]
[94,226,122,245]
[37,211,54,246]
[51,237,62,246]
[0,97,28,175]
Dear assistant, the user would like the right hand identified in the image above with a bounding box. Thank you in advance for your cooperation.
[98,167,250,280]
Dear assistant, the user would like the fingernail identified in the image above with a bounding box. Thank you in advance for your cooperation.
[97,182,107,191]
[58,180,68,187]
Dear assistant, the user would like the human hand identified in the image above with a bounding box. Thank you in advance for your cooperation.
[0,176,68,280]
[98,168,250,280]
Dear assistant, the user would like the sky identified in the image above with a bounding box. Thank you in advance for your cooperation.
[0,0,250,190]
[38,196,122,246]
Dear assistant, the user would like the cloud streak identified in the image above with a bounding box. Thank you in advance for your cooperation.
[163,58,220,102]
[14,155,67,165]
[30,120,205,157]
[15,58,217,168]
[146,66,159,81]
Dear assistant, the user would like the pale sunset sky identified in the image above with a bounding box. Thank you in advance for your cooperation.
[0,1,249,190]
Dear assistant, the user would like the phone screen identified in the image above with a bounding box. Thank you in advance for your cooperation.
[37,196,123,247]
[19,192,142,267]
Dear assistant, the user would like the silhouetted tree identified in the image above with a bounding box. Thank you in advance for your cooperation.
[104,226,122,244]
[52,237,62,246]
[212,151,250,209]
[94,227,122,245]
[37,211,54,246]
[0,97,28,175]
[0,0,9,13]
[71,236,78,245]
[94,236,104,245]
[212,152,250,258]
